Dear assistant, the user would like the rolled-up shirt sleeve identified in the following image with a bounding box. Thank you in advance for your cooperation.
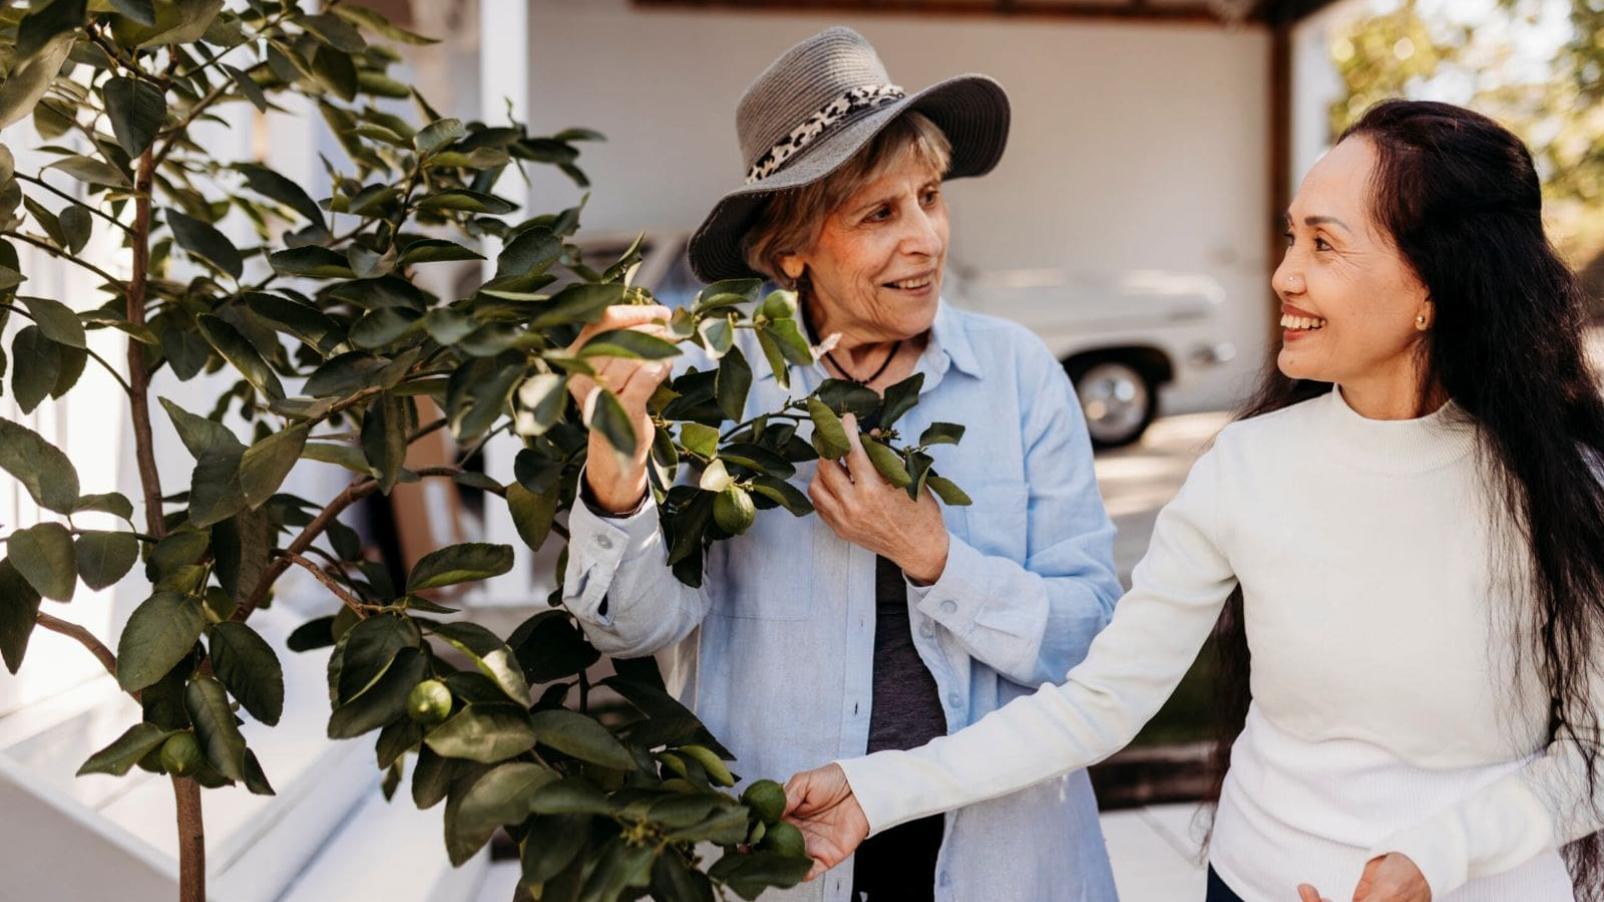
[909,345,1122,686]
[563,476,711,657]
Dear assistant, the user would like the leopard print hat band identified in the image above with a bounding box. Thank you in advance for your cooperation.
[743,83,907,185]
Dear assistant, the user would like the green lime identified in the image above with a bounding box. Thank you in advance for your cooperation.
[761,820,807,859]
[407,679,453,725]
[713,486,756,535]
[742,779,788,826]
[160,732,203,777]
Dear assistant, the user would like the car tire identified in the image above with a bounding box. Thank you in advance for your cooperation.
[1067,357,1157,450]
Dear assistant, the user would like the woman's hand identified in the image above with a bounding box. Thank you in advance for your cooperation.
[1298,853,1430,902]
[566,304,673,513]
[783,764,871,880]
[807,413,950,583]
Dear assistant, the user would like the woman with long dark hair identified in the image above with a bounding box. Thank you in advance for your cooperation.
[780,99,1604,902]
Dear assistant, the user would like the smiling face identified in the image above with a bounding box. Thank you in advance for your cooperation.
[779,148,948,345]
[1274,136,1434,403]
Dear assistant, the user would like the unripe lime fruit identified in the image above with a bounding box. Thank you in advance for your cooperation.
[160,732,203,777]
[713,486,755,535]
[741,779,787,826]
[407,679,453,725]
[762,820,807,859]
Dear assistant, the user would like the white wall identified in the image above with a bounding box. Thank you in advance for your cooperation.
[520,0,1277,411]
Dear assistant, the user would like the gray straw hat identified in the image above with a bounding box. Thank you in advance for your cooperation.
[687,26,1010,282]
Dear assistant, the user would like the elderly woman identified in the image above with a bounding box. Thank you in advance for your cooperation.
[784,100,1604,902]
[560,26,1124,902]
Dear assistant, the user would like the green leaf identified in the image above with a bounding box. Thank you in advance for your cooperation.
[73,492,133,520]
[451,762,559,862]
[310,43,357,101]
[337,614,421,704]
[186,676,247,781]
[919,422,966,446]
[927,476,972,507]
[159,397,240,459]
[578,329,680,362]
[235,164,324,226]
[863,439,912,488]
[0,558,43,674]
[12,326,60,414]
[360,393,408,493]
[496,227,560,279]
[331,3,438,45]
[268,246,354,280]
[327,646,426,739]
[74,530,138,591]
[421,620,529,704]
[77,722,176,777]
[708,849,811,901]
[0,417,80,512]
[208,622,283,726]
[715,345,752,422]
[242,748,275,796]
[224,64,268,114]
[749,475,813,517]
[197,314,284,399]
[763,317,814,366]
[508,611,600,683]
[102,76,165,157]
[302,12,366,52]
[507,481,559,553]
[17,0,85,62]
[878,373,925,429]
[578,836,656,900]
[679,422,719,460]
[415,117,465,155]
[239,423,307,508]
[112,0,221,47]
[587,388,637,458]
[0,36,72,131]
[58,204,90,255]
[349,306,420,349]
[166,210,242,280]
[425,703,538,763]
[807,397,850,460]
[19,295,85,348]
[754,327,789,389]
[47,155,131,189]
[400,238,483,265]
[211,508,271,605]
[155,314,211,380]
[9,521,74,601]
[416,189,515,215]
[117,591,205,693]
[529,709,635,770]
[521,814,590,885]
[407,542,513,592]
[528,282,625,330]
[243,291,343,351]
[109,0,156,26]
[697,316,733,359]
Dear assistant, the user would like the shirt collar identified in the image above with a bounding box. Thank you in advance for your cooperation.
[755,297,984,385]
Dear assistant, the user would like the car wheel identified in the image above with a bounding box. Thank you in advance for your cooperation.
[1068,358,1156,450]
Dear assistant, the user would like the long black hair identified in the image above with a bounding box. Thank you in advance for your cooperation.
[1205,99,1604,894]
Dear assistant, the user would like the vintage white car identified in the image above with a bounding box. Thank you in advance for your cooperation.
[581,232,1236,448]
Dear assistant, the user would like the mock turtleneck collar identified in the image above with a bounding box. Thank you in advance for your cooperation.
[1321,385,1478,475]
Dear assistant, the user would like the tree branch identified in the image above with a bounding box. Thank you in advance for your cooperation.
[125,148,164,538]
[35,611,117,676]
[14,173,133,236]
[281,551,370,619]
[0,230,123,286]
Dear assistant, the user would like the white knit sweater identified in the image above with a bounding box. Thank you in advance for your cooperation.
[837,387,1601,901]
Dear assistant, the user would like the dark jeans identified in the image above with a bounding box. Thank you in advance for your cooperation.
[850,814,944,901]
[1206,865,1247,902]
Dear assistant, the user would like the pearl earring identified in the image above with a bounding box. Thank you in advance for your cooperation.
[1416,314,1428,330]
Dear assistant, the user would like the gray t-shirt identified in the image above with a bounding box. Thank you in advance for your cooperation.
[866,555,948,753]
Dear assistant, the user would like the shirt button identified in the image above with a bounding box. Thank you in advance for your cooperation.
[947,692,962,709]
[939,871,952,887]
[595,534,614,550]
[939,600,957,615]
[919,622,936,639]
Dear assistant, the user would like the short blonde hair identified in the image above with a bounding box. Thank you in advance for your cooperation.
[742,112,953,288]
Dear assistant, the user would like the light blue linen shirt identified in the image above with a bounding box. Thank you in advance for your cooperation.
[563,300,1124,902]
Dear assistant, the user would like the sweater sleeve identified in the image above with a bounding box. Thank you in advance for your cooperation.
[835,443,1240,834]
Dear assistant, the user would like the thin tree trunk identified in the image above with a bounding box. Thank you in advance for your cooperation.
[126,145,206,902]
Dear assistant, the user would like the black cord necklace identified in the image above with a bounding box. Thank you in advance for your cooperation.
[825,340,901,386]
